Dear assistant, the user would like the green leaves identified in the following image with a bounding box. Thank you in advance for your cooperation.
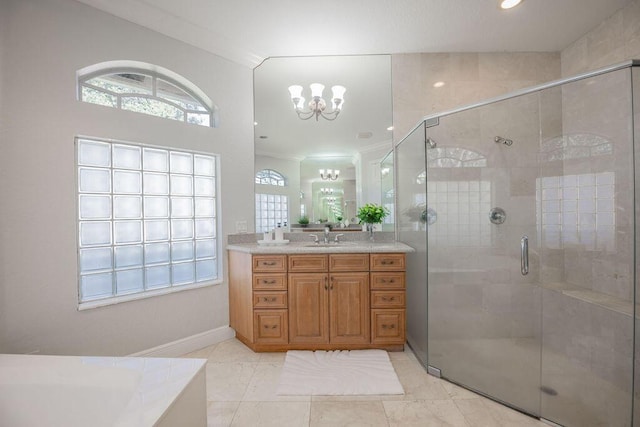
[356,203,388,224]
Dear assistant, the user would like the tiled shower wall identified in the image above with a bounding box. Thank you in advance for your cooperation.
[391,52,560,143]
[561,0,640,77]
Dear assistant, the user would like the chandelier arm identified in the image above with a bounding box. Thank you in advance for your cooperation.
[319,111,340,121]
[296,110,316,120]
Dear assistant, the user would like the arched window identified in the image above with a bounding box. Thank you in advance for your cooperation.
[540,133,612,162]
[77,61,217,127]
[255,169,287,186]
[427,147,487,169]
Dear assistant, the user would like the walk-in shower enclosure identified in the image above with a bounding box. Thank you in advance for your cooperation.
[395,61,640,426]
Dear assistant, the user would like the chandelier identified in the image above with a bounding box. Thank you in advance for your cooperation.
[288,83,346,121]
[319,169,340,180]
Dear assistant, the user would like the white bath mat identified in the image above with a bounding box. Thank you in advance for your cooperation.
[276,349,404,395]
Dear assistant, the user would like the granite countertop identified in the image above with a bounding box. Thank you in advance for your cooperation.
[226,241,414,254]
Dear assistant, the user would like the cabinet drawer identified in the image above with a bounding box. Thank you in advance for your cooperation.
[370,272,405,290]
[253,291,287,309]
[371,290,405,308]
[329,253,369,271]
[370,253,406,271]
[253,273,287,290]
[254,310,288,344]
[288,255,328,272]
[371,309,406,345]
[253,255,287,272]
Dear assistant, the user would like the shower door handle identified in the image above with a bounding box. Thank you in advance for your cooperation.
[521,236,529,276]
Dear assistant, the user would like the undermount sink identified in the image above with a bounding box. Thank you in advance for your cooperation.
[303,241,360,247]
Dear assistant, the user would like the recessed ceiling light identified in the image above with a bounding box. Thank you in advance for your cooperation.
[500,0,522,9]
[387,126,394,131]
[253,121,258,126]
[259,135,268,139]
[357,132,373,139]
[433,81,445,88]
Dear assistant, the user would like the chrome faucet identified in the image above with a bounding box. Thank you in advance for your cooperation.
[334,233,344,244]
[323,226,330,244]
[309,234,319,244]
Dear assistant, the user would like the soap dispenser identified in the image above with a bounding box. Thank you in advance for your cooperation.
[274,222,284,241]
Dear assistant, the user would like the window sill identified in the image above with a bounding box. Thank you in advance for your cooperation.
[78,279,222,311]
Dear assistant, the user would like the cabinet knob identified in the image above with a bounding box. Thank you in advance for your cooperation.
[263,261,276,266]
[263,280,276,284]
[262,297,276,302]
[381,324,396,329]
[264,324,278,329]
[381,296,395,302]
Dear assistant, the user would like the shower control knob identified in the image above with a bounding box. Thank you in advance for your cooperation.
[489,207,506,224]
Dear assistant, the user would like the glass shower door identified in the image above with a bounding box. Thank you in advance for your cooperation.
[538,67,635,427]
[426,93,542,416]
[396,123,429,366]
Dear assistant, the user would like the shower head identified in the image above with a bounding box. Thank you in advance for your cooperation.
[495,136,513,146]
[427,137,437,148]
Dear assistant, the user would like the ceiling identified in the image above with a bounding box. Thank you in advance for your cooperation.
[75,0,631,68]
[74,0,632,161]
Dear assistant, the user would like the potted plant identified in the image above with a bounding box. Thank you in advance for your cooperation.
[298,215,310,227]
[356,203,388,241]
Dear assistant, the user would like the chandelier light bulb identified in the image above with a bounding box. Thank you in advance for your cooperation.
[331,85,346,110]
[288,85,302,99]
[310,83,325,98]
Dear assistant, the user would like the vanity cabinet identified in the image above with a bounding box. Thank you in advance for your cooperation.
[288,254,370,346]
[228,249,406,351]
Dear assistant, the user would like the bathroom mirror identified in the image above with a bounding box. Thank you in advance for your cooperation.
[254,55,393,232]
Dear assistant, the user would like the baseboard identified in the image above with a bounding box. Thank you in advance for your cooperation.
[129,325,236,357]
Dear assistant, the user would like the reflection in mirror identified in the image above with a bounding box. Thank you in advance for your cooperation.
[380,151,394,231]
[300,157,356,225]
[254,55,393,231]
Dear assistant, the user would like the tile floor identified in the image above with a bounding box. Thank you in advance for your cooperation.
[182,338,547,427]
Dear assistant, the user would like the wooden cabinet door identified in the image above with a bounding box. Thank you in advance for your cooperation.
[254,310,288,344]
[329,272,370,345]
[288,273,329,344]
[371,309,406,345]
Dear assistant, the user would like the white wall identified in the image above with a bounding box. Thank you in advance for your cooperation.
[0,0,254,355]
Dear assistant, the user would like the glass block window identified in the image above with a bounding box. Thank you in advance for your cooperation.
[426,180,492,247]
[77,138,218,303]
[255,194,289,233]
[537,172,615,251]
[79,68,214,127]
[255,169,287,186]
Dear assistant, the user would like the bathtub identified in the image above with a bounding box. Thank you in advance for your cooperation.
[0,354,207,427]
